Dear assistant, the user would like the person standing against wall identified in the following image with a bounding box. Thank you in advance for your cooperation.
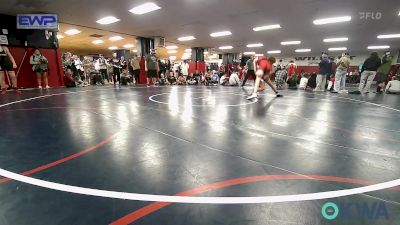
[356,52,381,94]
[332,52,351,93]
[145,49,159,86]
[376,51,393,93]
[30,49,49,89]
[315,52,330,92]
[0,45,20,94]
[130,54,141,85]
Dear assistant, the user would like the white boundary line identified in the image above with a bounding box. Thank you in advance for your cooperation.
[0,168,399,204]
[149,91,256,107]
[0,88,399,204]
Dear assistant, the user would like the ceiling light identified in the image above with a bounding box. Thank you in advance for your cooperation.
[177,36,196,41]
[313,16,351,25]
[166,45,178,50]
[132,49,138,53]
[92,40,104,44]
[295,49,311,52]
[243,52,256,55]
[267,50,281,54]
[123,44,135,48]
[281,41,301,45]
[109,46,118,50]
[367,45,390,50]
[246,43,263,48]
[56,34,64,39]
[96,16,120,25]
[109,36,124,41]
[328,47,347,51]
[210,31,232,37]
[64,29,81,35]
[253,24,281,31]
[323,37,349,42]
[169,56,177,60]
[219,46,233,50]
[377,34,400,39]
[129,2,161,15]
[255,54,264,57]
[203,51,209,54]
[185,49,192,53]
[167,50,177,54]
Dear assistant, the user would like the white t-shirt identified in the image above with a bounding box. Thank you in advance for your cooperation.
[229,73,240,86]
[386,80,400,93]
[173,63,179,71]
[220,75,228,85]
[181,63,189,76]
[299,77,308,89]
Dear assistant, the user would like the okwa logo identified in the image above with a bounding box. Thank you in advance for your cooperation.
[321,202,389,220]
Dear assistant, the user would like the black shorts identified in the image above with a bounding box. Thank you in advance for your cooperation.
[34,68,48,73]
[147,70,157,78]
[133,69,140,77]
[0,64,12,71]
[247,70,255,76]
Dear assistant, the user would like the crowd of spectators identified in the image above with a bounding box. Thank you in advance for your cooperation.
[60,50,399,94]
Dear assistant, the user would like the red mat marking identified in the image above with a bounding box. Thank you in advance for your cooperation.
[110,175,400,225]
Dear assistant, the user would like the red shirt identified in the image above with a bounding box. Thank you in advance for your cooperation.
[257,57,272,72]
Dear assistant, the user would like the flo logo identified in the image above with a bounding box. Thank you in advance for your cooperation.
[321,202,389,220]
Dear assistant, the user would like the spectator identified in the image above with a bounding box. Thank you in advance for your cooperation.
[145,49,158,86]
[98,54,109,84]
[356,52,381,94]
[173,62,180,77]
[130,55,141,85]
[210,70,219,85]
[385,75,400,94]
[167,71,177,85]
[72,55,84,81]
[187,73,198,85]
[219,63,226,77]
[30,48,49,89]
[274,66,288,90]
[307,72,317,90]
[0,45,20,94]
[120,69,132,85]
[180,60,189,78]
[299,73,309,90]
[241,55,256,87]
[333,52,351,93]
[158,73,167,86]
[204,71,211,85]
[158,60,166,78]
[229,72,240,86]
[287,60,297,77]
[376,51,393,93]
[193,70,202,83]
[64,69,77,88]
[315,53,330,92]
[220,74,229,86]
[287,74,298,90]
[82,56,93,83]
[327,74,335,91]
[177,74,186,85]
